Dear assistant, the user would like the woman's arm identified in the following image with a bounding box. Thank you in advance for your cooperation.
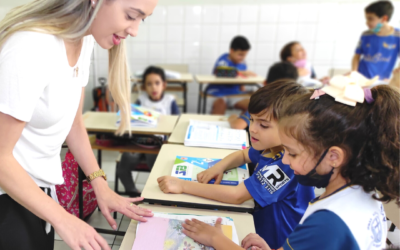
[65,88,153,229]
[0,112,110,250]
[158,176,252,205]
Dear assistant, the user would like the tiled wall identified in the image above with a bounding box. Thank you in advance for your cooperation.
[1,0,399,112]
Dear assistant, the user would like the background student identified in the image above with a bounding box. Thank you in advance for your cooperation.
[352,0,399,80]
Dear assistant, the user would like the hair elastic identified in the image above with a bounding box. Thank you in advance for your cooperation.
[363,88,374,104]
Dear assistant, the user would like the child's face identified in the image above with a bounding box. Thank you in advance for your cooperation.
[365,12,387,30]
[249,112,281,151]
[144,73,166,101]
[288,43,307,62]
[229,49,249,65]
[278,128,332,176]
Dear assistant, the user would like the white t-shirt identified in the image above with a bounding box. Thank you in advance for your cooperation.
[0,31,94,195]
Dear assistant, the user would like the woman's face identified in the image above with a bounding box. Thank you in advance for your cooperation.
[90,0,158,49]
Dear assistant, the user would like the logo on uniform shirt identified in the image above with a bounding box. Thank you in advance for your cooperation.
[383,42,396,49]
[257,165,290,194]
[367,211,383,247]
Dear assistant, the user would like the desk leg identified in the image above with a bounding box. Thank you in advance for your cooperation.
[197,84,202,114]
[97,149,102,168]
[183,82,187,113]
[202,87,208,114]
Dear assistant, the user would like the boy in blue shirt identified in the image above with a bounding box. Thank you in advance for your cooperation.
[209,36,256,115]
[157,80,315,249]
[352,0,399,80]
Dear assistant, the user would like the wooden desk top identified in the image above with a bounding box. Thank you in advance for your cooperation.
[195,74,265,84]
[119,204,256,250]
[83,112,179,135]
[141,144,254,212]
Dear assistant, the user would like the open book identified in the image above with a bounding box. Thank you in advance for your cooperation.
[184,120,247,150]
[116,104,160,127]
[132,212,239,250]
[172,156,249,186]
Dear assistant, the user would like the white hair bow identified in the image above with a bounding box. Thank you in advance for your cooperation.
[318,72,378,106]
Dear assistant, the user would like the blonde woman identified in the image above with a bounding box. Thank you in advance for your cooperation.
[0,0,157,249]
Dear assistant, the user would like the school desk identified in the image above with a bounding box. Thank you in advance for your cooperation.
[141,144,255,213]
[131,73,193,112]
[119,204,256,250]
[195,74,265,114]
[167,113,249,146]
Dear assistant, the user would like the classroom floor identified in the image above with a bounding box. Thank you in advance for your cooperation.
[54,150,400,250]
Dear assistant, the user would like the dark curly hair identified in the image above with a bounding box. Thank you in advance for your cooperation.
[279,85,400,203]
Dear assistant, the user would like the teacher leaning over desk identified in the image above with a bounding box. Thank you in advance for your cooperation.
[0,0,157,249]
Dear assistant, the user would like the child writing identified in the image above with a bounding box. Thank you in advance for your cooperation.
[209,35,256,115]
[181,84,399,250]
[352,1,399,80]
[228,62,299,130]
[157,80,315,249]
[118,66,180,195]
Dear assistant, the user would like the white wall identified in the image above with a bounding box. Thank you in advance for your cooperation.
[1,0,399,112]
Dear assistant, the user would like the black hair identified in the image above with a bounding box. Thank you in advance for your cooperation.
[365,1,394,21]
[142,66,166,83]
[280,85,400,204]
[230,36,251,51]
[280,41,299,62]
[248,80,309,120]
[266,62,299,83]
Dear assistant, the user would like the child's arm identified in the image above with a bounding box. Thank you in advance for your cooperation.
[157,176,252,204]
[228,114,248,130]
[197,148,251,184]
[351,54,361,71]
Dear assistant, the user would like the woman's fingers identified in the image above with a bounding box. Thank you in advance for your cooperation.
[101,207,118,230]
[127,204,153,217]
[127,197,144,203]
[94,232,111,250]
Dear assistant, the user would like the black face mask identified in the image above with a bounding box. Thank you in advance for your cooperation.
[295,149,334,188]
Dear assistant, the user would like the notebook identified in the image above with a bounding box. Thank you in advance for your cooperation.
[171,156,249,185]
[116,104,160,127]
[184,120,247,150]
[132,212,239,250]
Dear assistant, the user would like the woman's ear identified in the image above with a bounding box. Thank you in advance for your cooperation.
[327,146,346,170]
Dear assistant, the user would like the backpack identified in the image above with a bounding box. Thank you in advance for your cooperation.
[91,77,109,112]
[56,151,98,219]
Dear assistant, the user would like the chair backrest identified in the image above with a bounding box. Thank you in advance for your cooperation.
[155,64,189,73]
[329,68,350,77]
[384,200,400,228]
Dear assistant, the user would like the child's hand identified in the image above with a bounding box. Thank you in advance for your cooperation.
[241,233,271,250]
[228,114,239,123]
[197,165,224,184]
[241,71,257,77]
[182,218,225,247]
[157,176,185,194]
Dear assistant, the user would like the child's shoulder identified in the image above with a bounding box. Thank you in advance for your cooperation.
[393,27,400,38]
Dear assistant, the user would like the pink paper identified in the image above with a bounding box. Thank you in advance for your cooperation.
[132,217,170,250]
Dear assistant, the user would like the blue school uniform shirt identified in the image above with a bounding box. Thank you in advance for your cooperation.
[282,185,386,250]
[355,28,400,80]
[239,111,250,126]
[244,148,315,249]
[207,53,247,97]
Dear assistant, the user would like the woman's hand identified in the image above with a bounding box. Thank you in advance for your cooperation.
[241,233,271,250]
[182,218,225,247]
[197,164,225,184]
[157,176,185,194]
[54,212,111,250]
[92,179,153,230]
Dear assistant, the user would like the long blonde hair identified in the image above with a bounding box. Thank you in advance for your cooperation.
[0,0,131,135]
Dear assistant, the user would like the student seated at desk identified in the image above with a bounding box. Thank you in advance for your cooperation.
[181,85,399,250]
[280,41,329,86]
[158,80,315,249]
[352,1,399,81]
[118,66,180,195]
[228,62,299,130]
[208,35,256,115]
